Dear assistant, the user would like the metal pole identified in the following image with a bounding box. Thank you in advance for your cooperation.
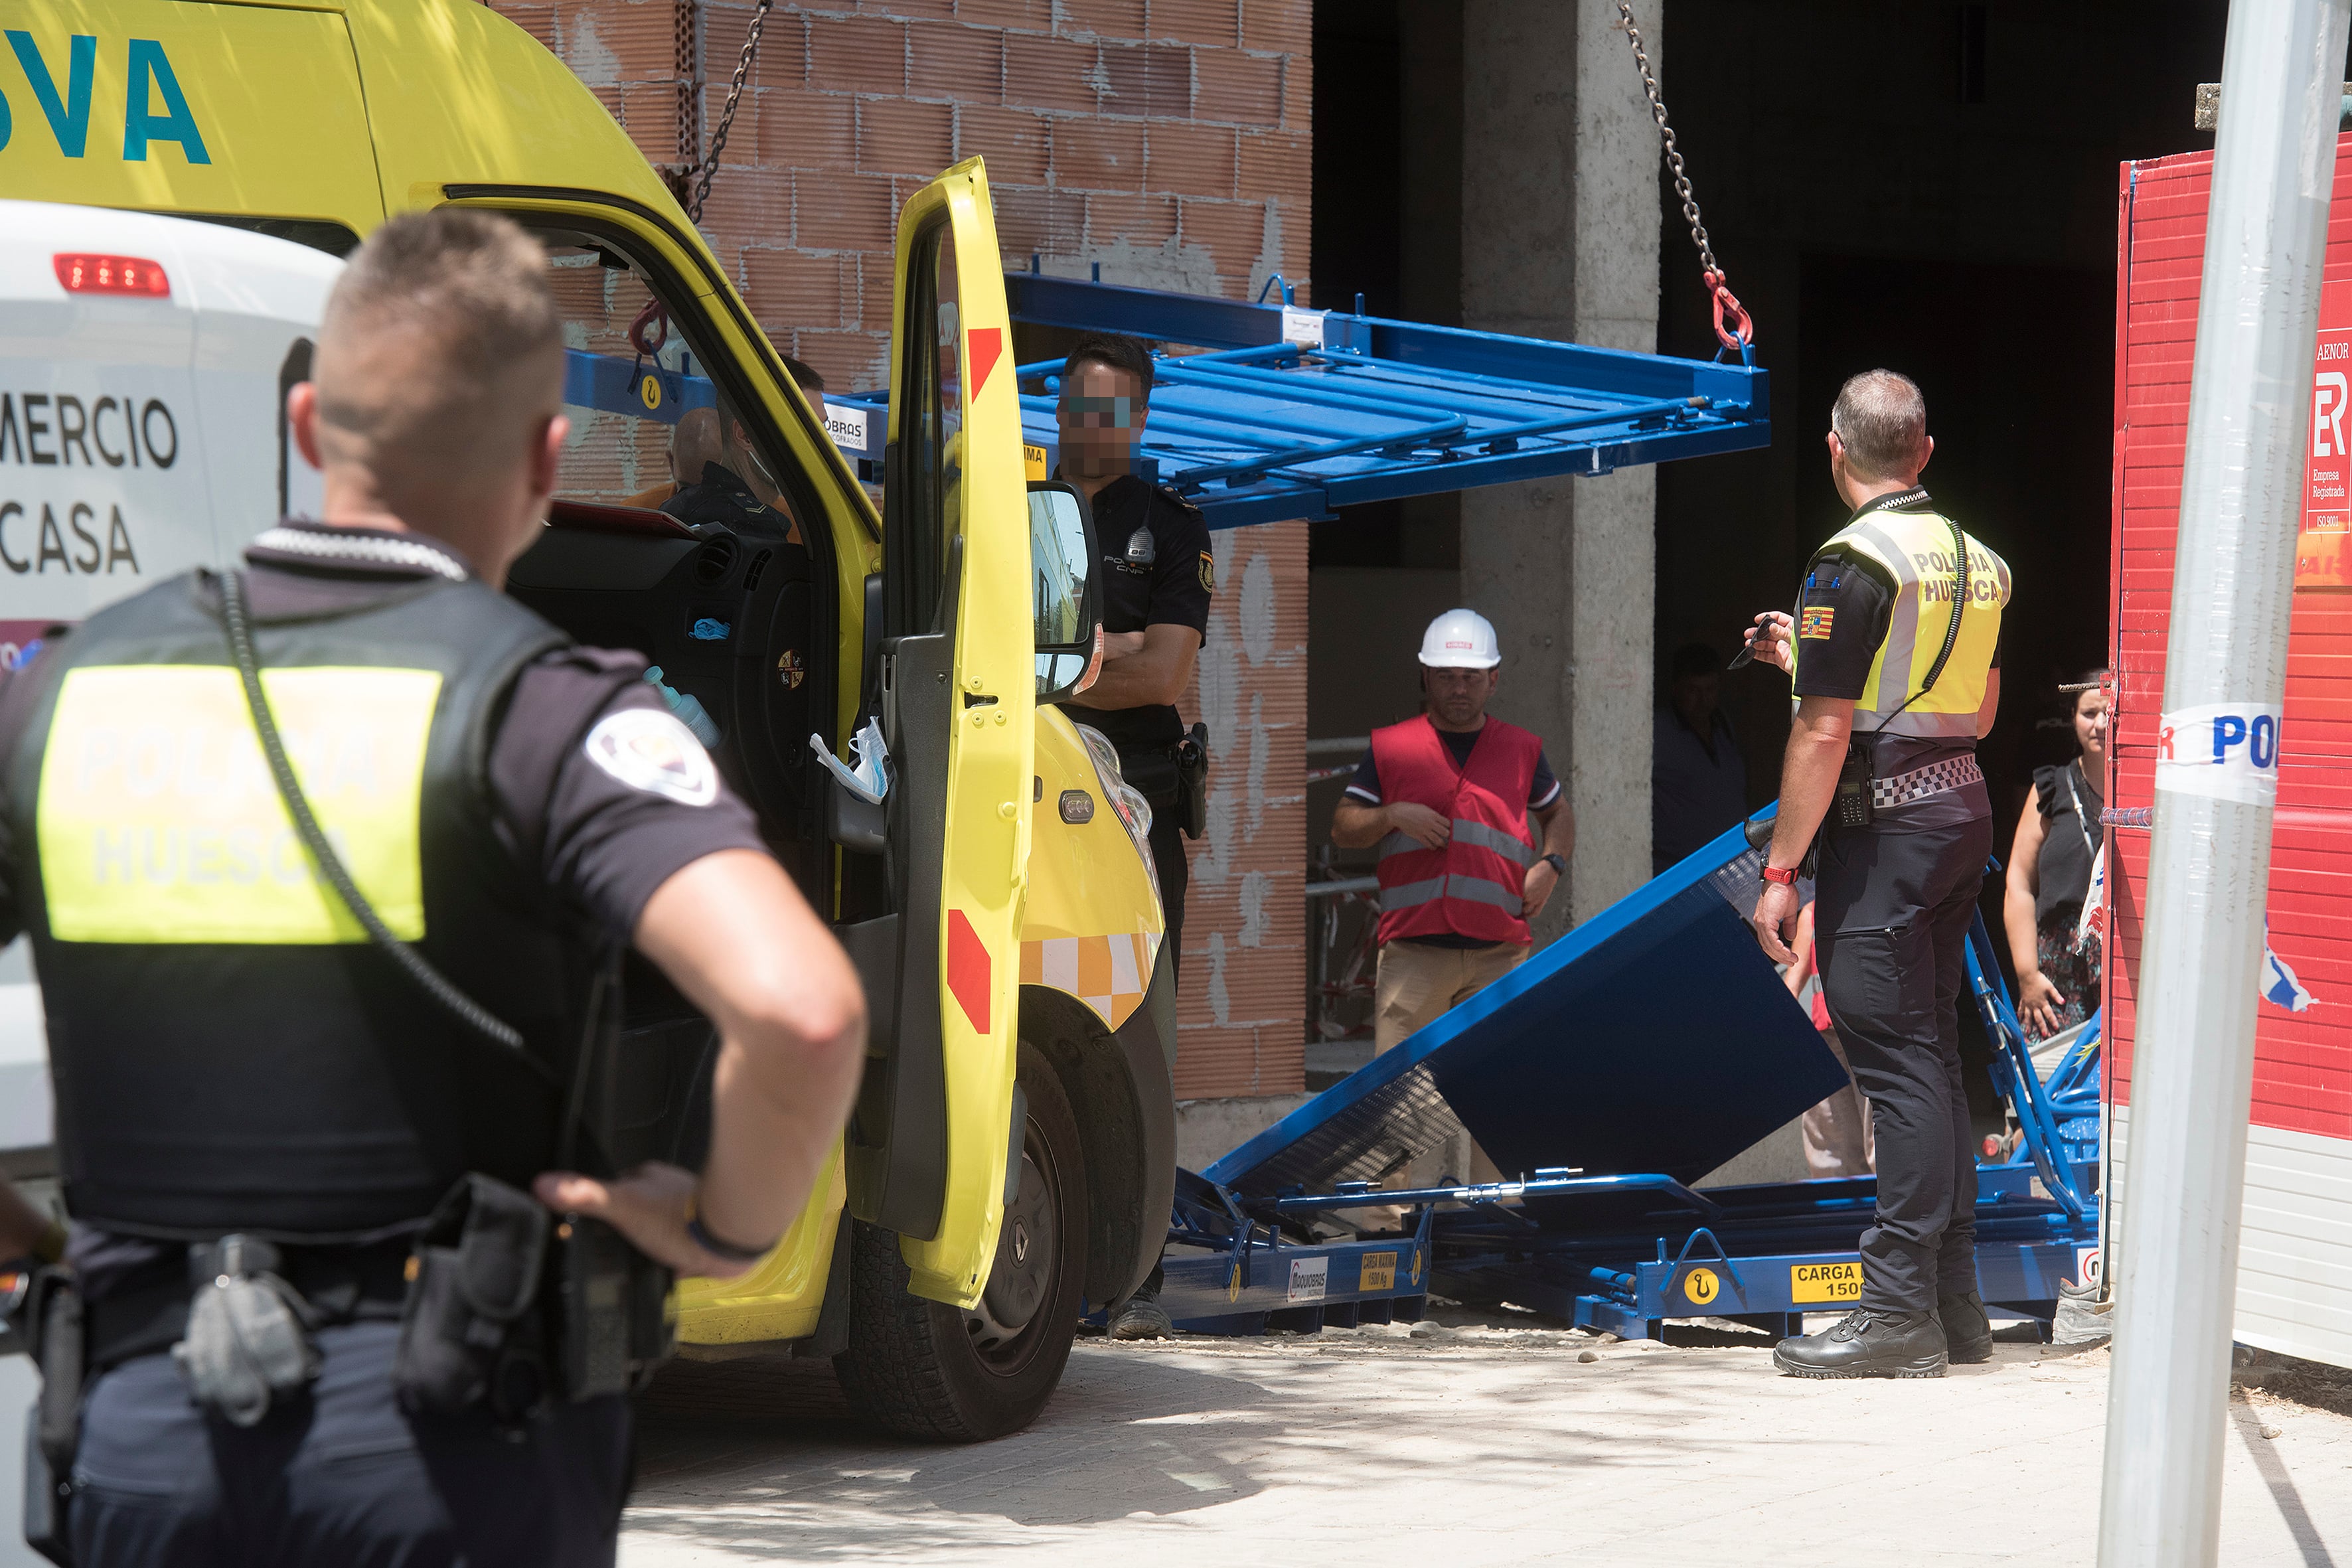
[2097,3,2348,1562]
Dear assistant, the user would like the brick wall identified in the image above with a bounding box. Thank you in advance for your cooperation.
[493,0,1312,1100]
[488,0,1312,395]
[1176,519,1306,1099]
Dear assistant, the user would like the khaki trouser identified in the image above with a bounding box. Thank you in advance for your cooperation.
[1372,938,1530,1191]
[1800,1024,1877,1179]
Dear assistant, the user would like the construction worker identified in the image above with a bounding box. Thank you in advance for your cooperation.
[1332,608,1574,1184]
[1052,330,1211,1342]
[1745,369,2008,1380]
[10,210,865,1563]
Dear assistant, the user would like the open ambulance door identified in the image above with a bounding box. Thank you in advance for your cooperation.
[844,159,1033,1308]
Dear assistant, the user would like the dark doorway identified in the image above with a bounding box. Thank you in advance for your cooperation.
[1794,254,2113,857]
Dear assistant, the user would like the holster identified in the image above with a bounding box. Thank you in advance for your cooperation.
[171,1237,321,1429]
[392,1174,674,1423]
[393,1174,552,1422]
[22,1267,81,1567]
[1174,722,1210,840]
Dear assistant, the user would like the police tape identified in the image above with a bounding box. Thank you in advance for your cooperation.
[2155,701,2284,806]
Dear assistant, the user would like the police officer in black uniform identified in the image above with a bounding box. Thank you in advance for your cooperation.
[1745,370,2010,1380]
[1052,332,1210,1342]
[10,210,866,1564]
[662,405,805,548]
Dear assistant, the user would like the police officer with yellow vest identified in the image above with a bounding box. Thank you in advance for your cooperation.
[1745,370,2009,1379]
[10,211,866,1564]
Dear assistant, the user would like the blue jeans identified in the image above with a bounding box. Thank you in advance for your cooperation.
[69,1320,631,1567]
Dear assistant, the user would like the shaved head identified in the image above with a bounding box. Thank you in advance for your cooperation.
[672,408,724,488]
[293,208,569,584]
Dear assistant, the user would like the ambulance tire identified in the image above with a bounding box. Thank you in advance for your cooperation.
[834,1042,1090,1441]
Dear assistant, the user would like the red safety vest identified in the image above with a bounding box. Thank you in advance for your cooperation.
[1370,714,1542,947]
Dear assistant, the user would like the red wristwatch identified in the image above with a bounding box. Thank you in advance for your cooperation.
[1761,864,1801,887]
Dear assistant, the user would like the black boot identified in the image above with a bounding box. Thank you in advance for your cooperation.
[1773,1308,1948,1379]
[1937,1290,1993,1364]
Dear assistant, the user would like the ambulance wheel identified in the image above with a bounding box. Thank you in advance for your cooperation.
[834,1041,1089,1441]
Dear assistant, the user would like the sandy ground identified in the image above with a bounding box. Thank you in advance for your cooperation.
[621,1312,2352,1567]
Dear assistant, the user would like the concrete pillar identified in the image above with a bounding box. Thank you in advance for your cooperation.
[1456,0,1660,935]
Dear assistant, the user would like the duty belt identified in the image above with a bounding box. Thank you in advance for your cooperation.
[1870,754,1984,811]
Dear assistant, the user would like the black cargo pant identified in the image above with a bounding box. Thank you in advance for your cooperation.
[1814,814,1993,1315]
[68,1320,631,1567]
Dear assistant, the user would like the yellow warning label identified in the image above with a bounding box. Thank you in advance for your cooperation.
[1227,1262,1241,1303]
[1023,443,1049,481]
[641,374,664,410]
[1680,1267,1719,1307]
[1790,1260,1864,1304]
[1360,1251,1397,1292]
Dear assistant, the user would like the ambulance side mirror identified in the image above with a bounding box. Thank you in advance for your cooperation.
[1028,481,1101,703]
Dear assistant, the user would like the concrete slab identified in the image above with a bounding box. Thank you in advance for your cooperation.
[623,1324,2352,1567]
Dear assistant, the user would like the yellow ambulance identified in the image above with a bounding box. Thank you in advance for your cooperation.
[0,0,1174,1441]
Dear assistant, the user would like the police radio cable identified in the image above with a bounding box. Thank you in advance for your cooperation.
[216,568,544,1071]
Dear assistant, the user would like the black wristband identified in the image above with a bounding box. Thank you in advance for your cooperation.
[686,1212,776,1265]
[1541,852,1567,876]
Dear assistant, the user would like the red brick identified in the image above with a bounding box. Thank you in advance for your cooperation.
[798,171,898,252]
[953,0,1052,27]
[1086,191,1177,248]
[1057,0,1146,39]
[703,4,806,90]
[1145,120,1233,197]
[1235,127,1305,202]
[1095,42,1190,116]
[1279,48,1307,129]
[858,0,957,17]
[1192,46,1279,124]
[795,329,891,390]
[694,167,796,249]
[991,185,1085,258]
[858,96,956,175]
[744,248,852,331]
[1051,118,1144,191]
[808,15,907,94]
[1237,0,1308,54]
[753,89,857,170]
[1004,33,1101,112]
[619,80,694,167]
[907,19,1006,102]
[1269,195,1308,289]
[493,5,560,52]
[1179,195,1267,289]
[554,1,680,84]
[955,103,1049,185]
[1146,0,1235,46]
[697,85,771,165]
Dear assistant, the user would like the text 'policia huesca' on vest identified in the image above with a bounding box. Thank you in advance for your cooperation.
[0,390,160,575]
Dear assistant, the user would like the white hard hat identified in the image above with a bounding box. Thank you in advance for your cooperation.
[1419,609,1501,669]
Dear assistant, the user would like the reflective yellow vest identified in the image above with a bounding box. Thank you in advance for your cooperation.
[1791,503,2009,738]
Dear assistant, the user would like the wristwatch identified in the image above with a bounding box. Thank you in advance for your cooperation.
[1540,852,1567,876]
[1761,864,1801,887]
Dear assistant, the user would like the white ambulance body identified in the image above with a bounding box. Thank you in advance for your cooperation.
[0,200,339,1152]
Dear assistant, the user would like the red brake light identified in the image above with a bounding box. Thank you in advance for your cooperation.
[53,254,171,299]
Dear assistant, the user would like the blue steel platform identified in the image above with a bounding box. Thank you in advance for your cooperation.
[1145,814,2102,1341]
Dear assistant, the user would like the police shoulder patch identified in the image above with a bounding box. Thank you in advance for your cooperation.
[584,708,720,807]
[1799,605,1836,640]
[1199,551,1215,593]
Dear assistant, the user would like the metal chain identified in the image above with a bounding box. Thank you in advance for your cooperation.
[690,0,773,226]
[1616,3,1751,350]
[674,0,699,186]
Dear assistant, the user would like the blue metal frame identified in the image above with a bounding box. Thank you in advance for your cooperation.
[825,270,1770,529]
[1156,819,2102,1342]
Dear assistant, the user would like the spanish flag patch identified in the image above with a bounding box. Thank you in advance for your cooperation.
[1799,605,1836,639]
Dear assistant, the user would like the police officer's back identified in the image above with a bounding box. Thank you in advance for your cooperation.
[1745,369,2007,1381]
[11,210,865,1565]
